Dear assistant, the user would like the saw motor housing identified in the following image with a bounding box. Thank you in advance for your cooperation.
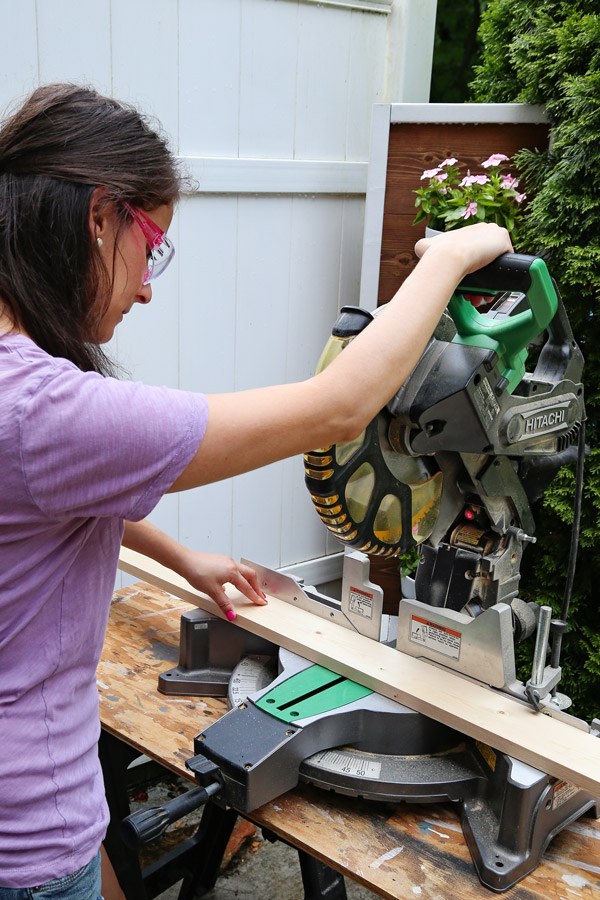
[304,254,585,630]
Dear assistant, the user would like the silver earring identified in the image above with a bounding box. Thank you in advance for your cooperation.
[97,237,103,248]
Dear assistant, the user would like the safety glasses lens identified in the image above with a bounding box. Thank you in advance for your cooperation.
[123,202,175,285]
[144,237,175,284]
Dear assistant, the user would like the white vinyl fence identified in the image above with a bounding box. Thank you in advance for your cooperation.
[0,0,437,580]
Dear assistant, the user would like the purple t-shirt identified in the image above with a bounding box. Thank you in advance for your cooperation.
[0,335,208,888]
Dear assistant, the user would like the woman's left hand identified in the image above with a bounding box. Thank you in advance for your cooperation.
[179,552,268,620]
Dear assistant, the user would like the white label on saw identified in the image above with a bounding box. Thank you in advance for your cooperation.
[409,615,461,660]
[348,586,374,620]
[310,750,381,779]
[474,376,500,427]
[551,780,580,810]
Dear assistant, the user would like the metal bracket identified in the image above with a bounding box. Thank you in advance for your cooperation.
[243,550,383,639]
[396,598,518,689]
[339,550,384,641]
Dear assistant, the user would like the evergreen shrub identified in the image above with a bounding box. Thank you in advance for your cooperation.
[470,0,600,720]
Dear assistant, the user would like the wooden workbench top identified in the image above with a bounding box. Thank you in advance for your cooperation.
[98,583,600,900]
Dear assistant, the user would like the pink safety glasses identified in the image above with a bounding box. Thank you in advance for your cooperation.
[122,202,175,285]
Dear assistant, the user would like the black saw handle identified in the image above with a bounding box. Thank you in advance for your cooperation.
[456,252,543,294]
[120,782,221,848]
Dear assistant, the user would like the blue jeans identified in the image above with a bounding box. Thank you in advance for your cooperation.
[0,852,102,900]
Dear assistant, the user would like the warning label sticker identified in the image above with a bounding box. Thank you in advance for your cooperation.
[476,741,497,772]
[552,781,580,811]
[474,376,500,428]
[409,615,461,660]
[348,586,374,619]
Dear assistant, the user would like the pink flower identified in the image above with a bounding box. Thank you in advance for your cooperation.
[481,153,510,169]
[421,167,441,179]
[463,202,478,220]
[501,175,519,190]
[459,174,490,187]
[434,172,448,183]
[515,193,527,203]
[439,157,458,167]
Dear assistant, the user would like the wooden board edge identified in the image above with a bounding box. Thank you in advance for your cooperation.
[117,547,600,797]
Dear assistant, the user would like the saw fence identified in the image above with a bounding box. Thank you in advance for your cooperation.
[118,547,600,799]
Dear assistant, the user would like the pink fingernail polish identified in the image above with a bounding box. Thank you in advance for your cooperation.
[261,592,267,600]
[226,610,236,621]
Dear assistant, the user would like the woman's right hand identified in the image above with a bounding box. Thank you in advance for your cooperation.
[414,222,514,277]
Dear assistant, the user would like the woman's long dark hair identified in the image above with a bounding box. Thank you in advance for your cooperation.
[0,83,183,373]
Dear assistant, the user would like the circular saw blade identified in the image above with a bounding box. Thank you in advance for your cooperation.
[304,313,443,558]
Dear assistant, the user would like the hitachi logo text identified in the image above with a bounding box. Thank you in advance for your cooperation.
[525,408,566,433]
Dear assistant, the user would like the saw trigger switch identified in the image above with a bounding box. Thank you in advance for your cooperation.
[186,753,221,786]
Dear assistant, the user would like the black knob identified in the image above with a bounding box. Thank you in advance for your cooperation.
[120,784,220,848]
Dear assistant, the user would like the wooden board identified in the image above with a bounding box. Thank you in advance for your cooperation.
[118,548,600,799]
[100,582,600,900]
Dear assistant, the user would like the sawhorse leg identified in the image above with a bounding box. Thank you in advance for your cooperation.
[262,827,348,900]
[99,729,146,898]
[99,730,238,900]
[298,850,348,900]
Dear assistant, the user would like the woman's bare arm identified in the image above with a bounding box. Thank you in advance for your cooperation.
[170,225,513,491]
[122,519,266,617]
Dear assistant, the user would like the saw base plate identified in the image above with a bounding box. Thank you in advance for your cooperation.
[190,644,599,893]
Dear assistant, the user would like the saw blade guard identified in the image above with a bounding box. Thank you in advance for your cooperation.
[304,307,443,558]
[304,254,563,559]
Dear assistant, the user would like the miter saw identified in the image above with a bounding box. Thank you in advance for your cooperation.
[122,254,599,892]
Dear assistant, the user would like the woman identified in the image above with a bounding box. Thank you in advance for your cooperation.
[0,83,512,898]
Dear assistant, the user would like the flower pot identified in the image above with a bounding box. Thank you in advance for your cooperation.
[425,226,444,238]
